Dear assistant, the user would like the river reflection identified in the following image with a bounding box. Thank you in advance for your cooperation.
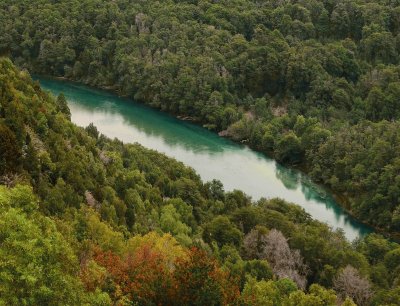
[36,76,372,241]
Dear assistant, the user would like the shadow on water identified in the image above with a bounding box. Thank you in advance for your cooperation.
[38,76,231,154]
[275,166,299,190]
[275,163,372,237]
[35,76,373,241]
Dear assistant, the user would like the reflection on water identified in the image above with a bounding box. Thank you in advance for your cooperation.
[275,166,299,190]
[36,76,373,241]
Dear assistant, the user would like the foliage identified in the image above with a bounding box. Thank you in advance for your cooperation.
[0,185,107,305]
[1,4,400,301]
[3,0,400,232]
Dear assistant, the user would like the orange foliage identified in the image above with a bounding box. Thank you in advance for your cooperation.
[124,244,172,303]
[172,247,240,305]
[89,243,171,304]
[81,234,240,305]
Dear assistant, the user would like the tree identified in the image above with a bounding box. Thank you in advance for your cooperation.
[205,179,225,201]
[243,226,269,259]
[241,277,290,306]
[203,216,243,247]
[384,248,400,270]
[85,122,99,139]
[56,93,71,120]
[159,204,192,245]
[275,132,303,163]
[286,284,353,306]
[261,229,309,289]
[172,247,240,305]
[365,87,385,120]
[0,186,87,305]
[333,265,372,306]
[92,232,186,304]
[0,122,21,175]
[243,227,308,289]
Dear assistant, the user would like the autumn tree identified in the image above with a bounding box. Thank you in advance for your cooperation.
[172,247,240,305]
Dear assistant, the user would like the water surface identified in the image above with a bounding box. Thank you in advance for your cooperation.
[37,77,372,241]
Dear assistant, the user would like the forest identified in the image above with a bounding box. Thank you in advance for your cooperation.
[1,0,400,305]
[1,0,400,234]
[0,54,400,305]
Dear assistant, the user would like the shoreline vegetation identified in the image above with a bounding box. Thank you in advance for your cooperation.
[2,0,400,303]
[41,73,385,240]
[4,0,400,233]
[2,55,397,306]
[39,73,393,241]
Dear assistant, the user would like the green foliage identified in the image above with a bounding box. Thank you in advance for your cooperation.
[0,122,21,175]
[308,121,400,231]
[1,0,400,300]
[0,186,88,305]
[3,0,400,232]
[57,93,71,120]
[203,216,243,247]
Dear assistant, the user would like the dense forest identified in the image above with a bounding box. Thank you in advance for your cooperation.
[2,0,400,304]
[1,55,400,304]
[1,0,400,234]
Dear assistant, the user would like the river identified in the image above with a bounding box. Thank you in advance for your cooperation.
[36,77,372,241]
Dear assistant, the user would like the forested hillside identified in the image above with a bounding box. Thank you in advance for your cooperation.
[2,56,400,305]
[1,0,400,233]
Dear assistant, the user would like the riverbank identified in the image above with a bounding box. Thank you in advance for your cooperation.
[215,126,396,241]
[36,76,400,241]
[35,74,373,241]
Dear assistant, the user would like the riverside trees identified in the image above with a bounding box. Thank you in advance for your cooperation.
[3,0,400,231]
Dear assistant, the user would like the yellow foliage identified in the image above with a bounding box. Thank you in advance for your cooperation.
[84,208,126,255]
[127,231,187,269]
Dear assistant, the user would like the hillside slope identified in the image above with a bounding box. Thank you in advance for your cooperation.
[2,58,400,304]
[2,0,400,232]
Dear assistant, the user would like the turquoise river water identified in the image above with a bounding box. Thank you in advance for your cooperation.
[37,77,372,241]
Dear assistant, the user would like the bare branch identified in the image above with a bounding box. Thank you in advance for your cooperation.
[334,265,372,306]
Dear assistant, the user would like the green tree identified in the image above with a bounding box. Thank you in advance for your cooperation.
[203,216,243,247]
[0,122,21,175]
[275,132,303,163]
[0,185,87,305]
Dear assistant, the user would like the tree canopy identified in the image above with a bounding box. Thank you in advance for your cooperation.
[2,0,400,303]
[2,0,400,232]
